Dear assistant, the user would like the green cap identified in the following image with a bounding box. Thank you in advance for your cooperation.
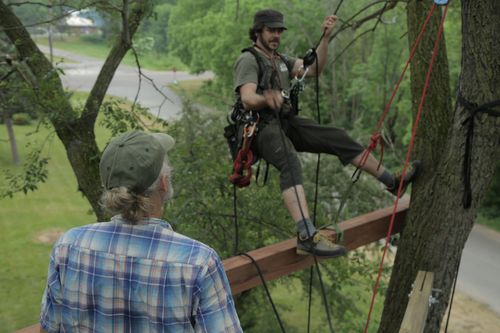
[253,9,287,30]
[100,130,175,194]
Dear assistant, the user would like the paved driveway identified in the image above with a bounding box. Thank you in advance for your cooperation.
[38,45,213,120]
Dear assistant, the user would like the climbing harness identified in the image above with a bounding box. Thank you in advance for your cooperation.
[225,47,293,187]
[229,111,259,188]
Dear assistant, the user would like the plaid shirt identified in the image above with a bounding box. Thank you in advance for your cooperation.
[40,217,242,333]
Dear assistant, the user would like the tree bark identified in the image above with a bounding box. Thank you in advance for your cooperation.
[4,112,20,165]
[0,1,151,220]
[378,1,500,332]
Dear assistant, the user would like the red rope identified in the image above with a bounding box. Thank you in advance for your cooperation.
[363,4,449,332]
[356,4,437,170]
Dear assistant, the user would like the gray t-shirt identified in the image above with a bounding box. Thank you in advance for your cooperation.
[233,49,297,94]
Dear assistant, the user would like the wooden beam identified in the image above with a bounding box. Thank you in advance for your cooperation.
[399,270,435,333]
[13,201,409,333]
[224,200,409,295]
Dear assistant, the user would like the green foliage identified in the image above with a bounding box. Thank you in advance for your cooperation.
[11,112,32,125]
[136,2,175,53]
[99,98,150,136]
[133,36,155,55]
[0,119,110,333]
[1,144,50,198]
[167,0,462,171]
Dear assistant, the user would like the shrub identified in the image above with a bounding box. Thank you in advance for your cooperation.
[12,113,31,125]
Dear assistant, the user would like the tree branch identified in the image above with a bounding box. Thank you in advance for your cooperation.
[1,2,99,31]
[329,0,399,41]
[329,1,399,65]
[80,1,151,129]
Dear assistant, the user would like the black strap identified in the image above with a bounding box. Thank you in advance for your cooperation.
[241,47,293,92]
[458,93,500,208]
[239,253,287,333]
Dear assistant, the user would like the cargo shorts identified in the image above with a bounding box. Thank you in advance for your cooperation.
[254,115,364,190]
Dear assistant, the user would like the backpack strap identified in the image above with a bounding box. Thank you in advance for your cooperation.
[241,47,293,92]
[241,47,267,92]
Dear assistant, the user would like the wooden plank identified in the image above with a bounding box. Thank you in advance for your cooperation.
[13,201,409,333]
[399,271,435,333]
[224,200,409,295]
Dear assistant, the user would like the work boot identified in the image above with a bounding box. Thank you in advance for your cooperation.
[387,160,421,197]
[296,232,347,257]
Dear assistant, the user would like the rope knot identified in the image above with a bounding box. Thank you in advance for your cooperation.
[368,133,381,151]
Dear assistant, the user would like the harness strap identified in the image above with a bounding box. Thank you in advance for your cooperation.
[458,93,500,208]
[242,46,293,92]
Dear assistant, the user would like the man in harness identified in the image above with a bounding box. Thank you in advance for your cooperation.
[232,9,419,257]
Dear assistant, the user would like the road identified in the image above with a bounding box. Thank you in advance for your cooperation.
[39,45,500,316]
[38,45,213,120]
[457,224,500,314]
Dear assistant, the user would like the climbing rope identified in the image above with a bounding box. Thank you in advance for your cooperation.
[444,259,461,332]
[363,3,450,332]
[239,253,287,333]
[353,3,437,176]
[232,185,239,255]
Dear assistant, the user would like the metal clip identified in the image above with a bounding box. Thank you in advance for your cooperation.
[428,288,442,307]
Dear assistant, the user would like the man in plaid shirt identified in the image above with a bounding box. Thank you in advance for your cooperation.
[40,131,242,332]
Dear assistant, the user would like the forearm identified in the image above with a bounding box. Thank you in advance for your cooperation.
[307,15,336,77]
[241,91,269,111]
[314,37,329,75]
[240,84,283,111]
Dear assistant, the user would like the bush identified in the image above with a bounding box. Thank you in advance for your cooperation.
[80,33,105,44]
[12,113,31,125]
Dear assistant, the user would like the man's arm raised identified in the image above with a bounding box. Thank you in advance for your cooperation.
[291,15,337,78]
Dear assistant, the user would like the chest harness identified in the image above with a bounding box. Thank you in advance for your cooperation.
[226,47,293,187]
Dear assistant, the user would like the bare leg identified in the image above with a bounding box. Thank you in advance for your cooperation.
[282,185,310,222]
[351,150,386,178]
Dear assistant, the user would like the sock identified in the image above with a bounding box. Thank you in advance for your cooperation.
[296,218,317,239]
[377,170,395,188]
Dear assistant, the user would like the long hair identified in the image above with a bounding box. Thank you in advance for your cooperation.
[248,23,265,42]
[100,161,173,223]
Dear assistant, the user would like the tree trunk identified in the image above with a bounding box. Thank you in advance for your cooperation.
[378,1,500,332]
[4,112,20,165]
[0,1,151,221]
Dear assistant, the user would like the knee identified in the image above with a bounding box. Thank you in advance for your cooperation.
[278,153,303,190]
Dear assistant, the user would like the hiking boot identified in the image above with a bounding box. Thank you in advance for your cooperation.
[296,232,347,257]
[387,160,421,197]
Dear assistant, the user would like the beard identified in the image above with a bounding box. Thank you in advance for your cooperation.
[258,34,280,52]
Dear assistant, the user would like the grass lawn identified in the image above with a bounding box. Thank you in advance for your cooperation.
[0,123,111,332]
[272,273,386,333]
[476,214,500,233]
[35,36,187,71]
